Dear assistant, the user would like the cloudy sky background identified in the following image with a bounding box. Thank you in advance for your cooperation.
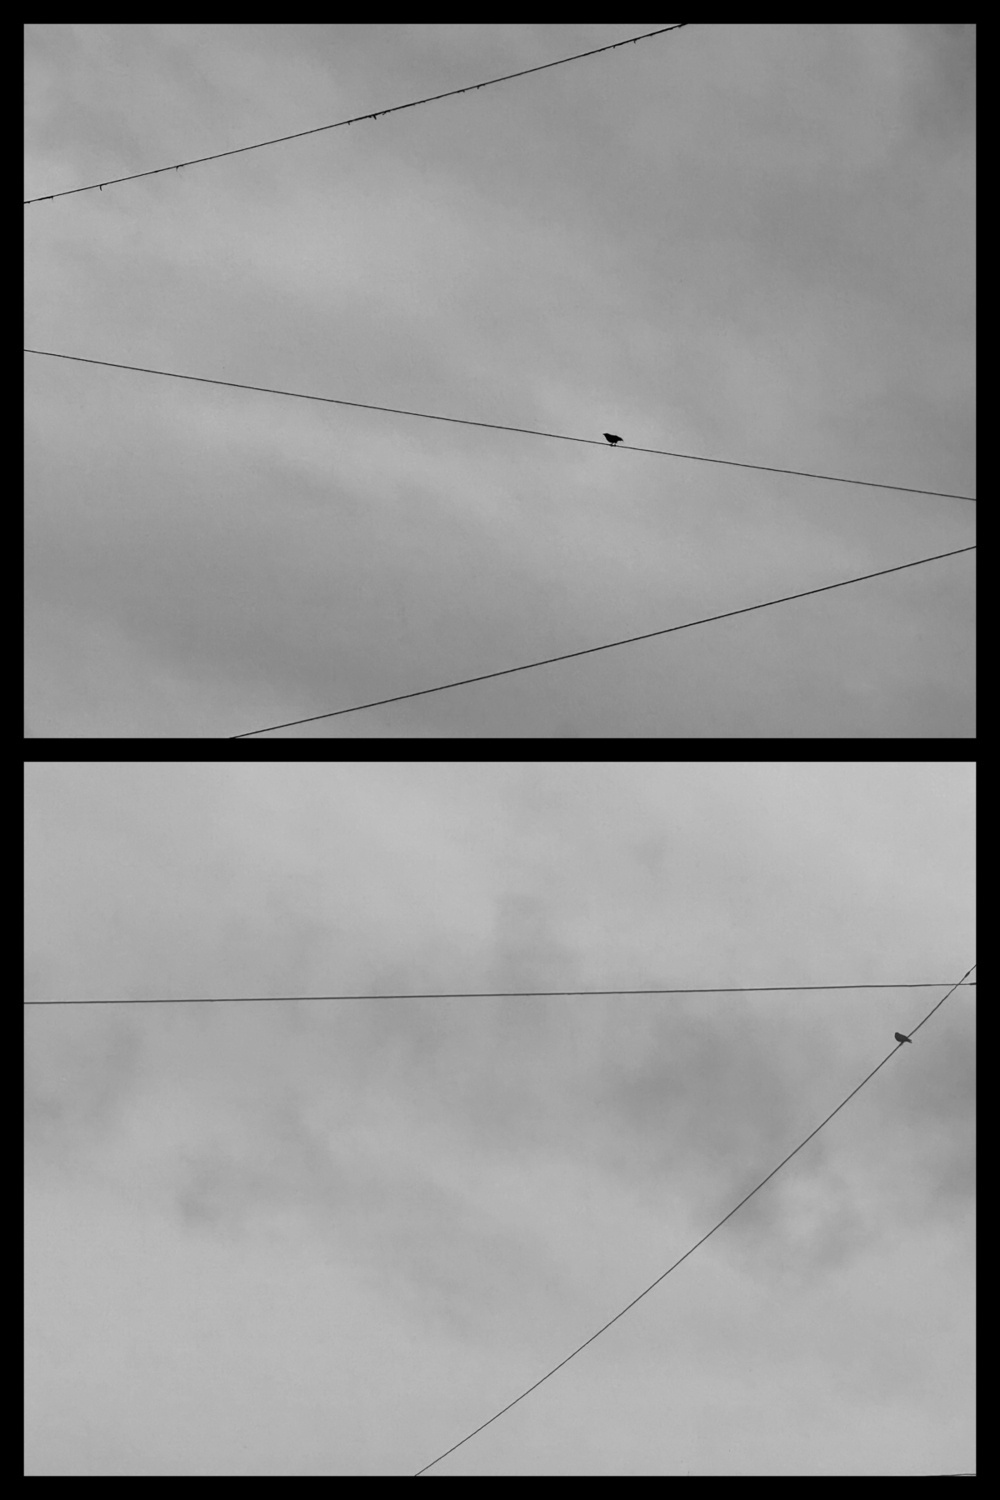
[25,24,975,738]
[25,763,975,1474]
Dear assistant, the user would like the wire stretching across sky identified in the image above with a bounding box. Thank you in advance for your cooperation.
[230,544,975,736]
[413,962,976,1475]
[22,981,977,1007]
[23,25,690,203]
[22,350,976,503]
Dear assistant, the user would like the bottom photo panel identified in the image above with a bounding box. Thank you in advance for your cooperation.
[24,762,975,1477]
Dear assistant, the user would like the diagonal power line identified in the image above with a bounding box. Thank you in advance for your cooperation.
[23,350,976,502]
[24,25,690,204]
[413,962,976,1474]
[230,544,975,736]
[23,981,977,1006]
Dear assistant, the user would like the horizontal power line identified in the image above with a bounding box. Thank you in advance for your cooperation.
[413,961,976,1473]
[24,982,976,1006]
[24,25,690,204]
[231,544,975,735]
[23,349,976,502]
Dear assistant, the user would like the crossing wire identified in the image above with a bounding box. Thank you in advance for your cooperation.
[24,25,690,204]
[23,349,976,503]
[23,980,977,1006]
[230,544,975,736]
[413,962,976,1474]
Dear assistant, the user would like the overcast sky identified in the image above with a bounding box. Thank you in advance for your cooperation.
[25,762,975,1475]
[25,24,975,738]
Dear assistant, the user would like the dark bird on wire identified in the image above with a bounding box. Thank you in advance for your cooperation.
[894,1032,912,1045]
[603,432,622,446]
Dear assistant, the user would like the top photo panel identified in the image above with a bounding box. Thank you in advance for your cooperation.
[25,24,975,738]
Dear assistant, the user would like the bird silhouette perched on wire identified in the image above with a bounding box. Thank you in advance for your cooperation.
[603,432,622,446]
[894,1032,913,1045]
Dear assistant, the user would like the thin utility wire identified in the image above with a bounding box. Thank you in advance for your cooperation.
[24,25,690,204]
[23,350,976,503]
[230,544,975,736]
[23,981,976,1007]
[413,962,976,1475]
